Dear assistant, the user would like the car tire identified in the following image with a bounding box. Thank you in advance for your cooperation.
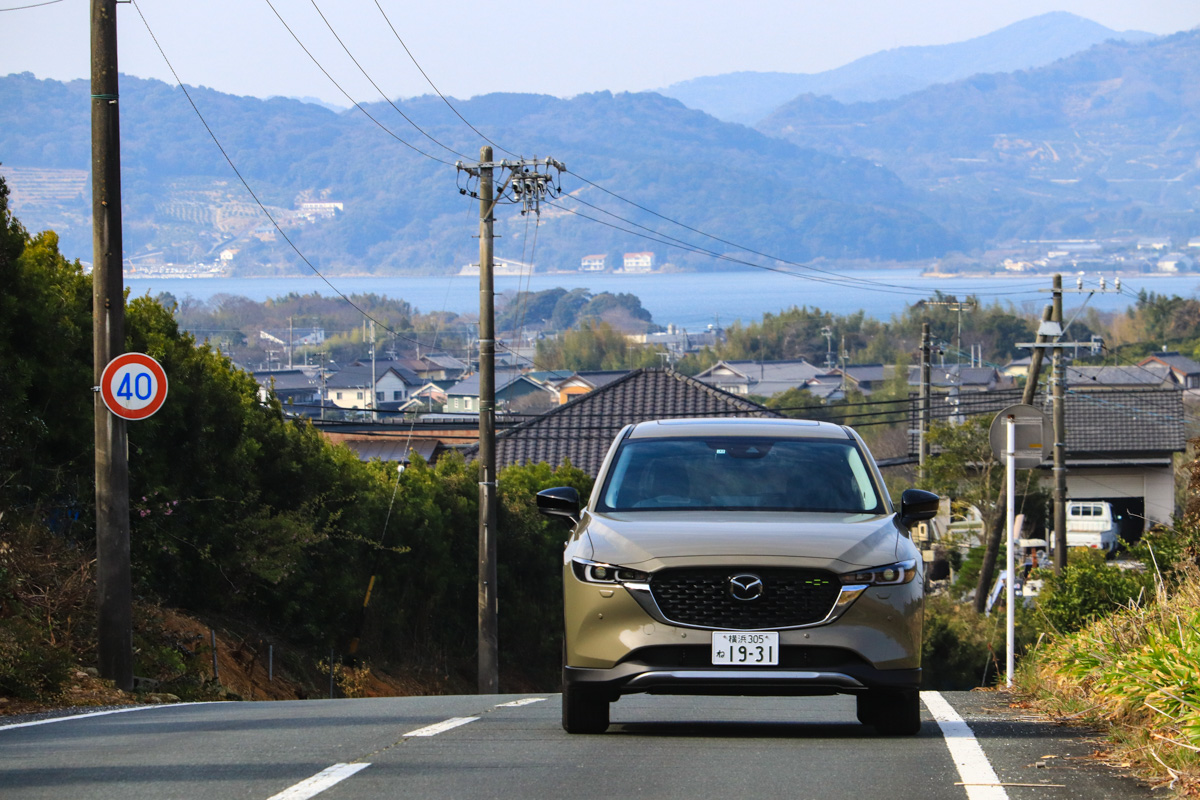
[858,689,921,736]
[562,683,610,734]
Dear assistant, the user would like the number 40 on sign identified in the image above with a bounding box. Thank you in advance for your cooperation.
[100,353,168,421]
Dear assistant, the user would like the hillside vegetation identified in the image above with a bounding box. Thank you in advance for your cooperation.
[759,30,1200,246]
[0,74,954,273]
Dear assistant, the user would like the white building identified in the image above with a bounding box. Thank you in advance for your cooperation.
[580,254,607,272]
[622,252,654,272]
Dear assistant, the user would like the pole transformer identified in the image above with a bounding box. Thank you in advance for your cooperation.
[91,0,133,690]
[456,151,564,694]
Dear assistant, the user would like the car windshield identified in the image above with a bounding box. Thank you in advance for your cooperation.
[597,436,884,513]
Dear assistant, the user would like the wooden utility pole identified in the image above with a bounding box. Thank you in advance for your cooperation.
[476,146,499,694]
[91,0,132,691]
[918,323,931,480]
[1051,274,1067,572]
[454,150,563,694]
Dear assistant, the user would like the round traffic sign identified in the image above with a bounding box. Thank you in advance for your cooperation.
[100,353,168,420]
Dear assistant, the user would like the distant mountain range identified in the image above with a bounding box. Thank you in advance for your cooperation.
[757,28,1200,246]
[659,12,1154,124]
[0,75,957,274]
[1,13,1196,277]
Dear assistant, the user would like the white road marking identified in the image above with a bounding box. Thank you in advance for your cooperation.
[0,705,161,731]
[403,716,479,737]
[922,691,1009,800]
[495,697,547,708]
[265,763,370,800]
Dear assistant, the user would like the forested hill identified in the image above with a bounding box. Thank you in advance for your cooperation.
[757,29,1200,245]
[659,11,1154,123]
[0,73,958,274]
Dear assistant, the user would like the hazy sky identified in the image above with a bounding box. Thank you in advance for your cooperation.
[2,0,1198,106]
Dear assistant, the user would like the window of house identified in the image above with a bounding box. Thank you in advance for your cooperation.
[376,391,384,402]
[336,391,343,400]
[356,391,363,400]
[393,391,403,400]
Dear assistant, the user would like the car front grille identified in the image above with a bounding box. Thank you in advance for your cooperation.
[649,567,842,629]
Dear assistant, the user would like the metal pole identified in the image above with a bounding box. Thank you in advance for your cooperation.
[1005,416,1016,688]
[477,146,499,694]
[92,0,132,692]
[1052,274,1067,573]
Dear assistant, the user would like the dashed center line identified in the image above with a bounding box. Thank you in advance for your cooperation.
[265,763,370,800]
[495,697,547,708]
[922,691,1009,800]
[403,716,480,737]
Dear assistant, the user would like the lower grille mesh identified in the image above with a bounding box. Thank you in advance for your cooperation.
[650,567,841,629]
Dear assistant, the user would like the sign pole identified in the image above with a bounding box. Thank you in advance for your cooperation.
[1005,414,1016,688]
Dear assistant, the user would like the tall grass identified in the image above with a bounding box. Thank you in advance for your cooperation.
[1017,562,1200,794]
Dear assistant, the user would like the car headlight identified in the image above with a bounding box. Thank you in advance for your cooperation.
[840,559,918,586]
[572,558,650,584]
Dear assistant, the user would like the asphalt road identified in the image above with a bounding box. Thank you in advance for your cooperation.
[0,691,1152,800]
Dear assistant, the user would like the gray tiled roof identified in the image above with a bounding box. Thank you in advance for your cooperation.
[906,388,1185,457]
[1064,389,1185,455]
[470,368,778,476]
[1141,352,1200,377]
[1065,363,1175,388]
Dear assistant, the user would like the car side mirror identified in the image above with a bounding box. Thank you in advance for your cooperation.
[537,486,581,524]
[900,489,939,526]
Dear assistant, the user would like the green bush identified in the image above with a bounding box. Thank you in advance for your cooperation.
[0,617,74,700]
[1035,548,1155,635]
[922,594,1039,689]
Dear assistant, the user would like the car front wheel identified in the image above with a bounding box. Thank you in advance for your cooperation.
[857,689,921,736]
[562,683,610,734]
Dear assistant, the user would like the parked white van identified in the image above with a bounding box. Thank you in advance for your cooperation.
[1066,501,1120,554]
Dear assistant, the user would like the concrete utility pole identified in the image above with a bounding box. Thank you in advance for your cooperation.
[456,150,564,694]
[91,0,133,691]
[1051,275,1067,572]
[477,148,499,694]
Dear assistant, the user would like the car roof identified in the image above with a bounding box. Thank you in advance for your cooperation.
[626,417,852,441]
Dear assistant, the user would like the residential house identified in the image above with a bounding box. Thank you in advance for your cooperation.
[1156,252,1195,273]
[1064,363,1176,390]
[694,359,825,397]
[253,368,321,411]
[907,364,1012,393]
[1139,351,1200,390]
[580,254,607,272]
[464,368,777,476]
[622,252,654,272]
[1137,237,1172,251]
[325,364,421,411]
[824,364,894,397]
[445,369,556,413]
[908,387,1185,539]
[542,370,632,405]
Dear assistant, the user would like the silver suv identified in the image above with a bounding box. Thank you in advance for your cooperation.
[537,418,937,735]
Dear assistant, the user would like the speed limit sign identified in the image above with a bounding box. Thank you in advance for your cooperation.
[100,353,168,420]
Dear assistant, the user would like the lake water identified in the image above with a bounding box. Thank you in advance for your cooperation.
[124,269,1200,330]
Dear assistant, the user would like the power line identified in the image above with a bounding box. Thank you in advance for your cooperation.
[131,0,461,358]
[0,0,62,10]
[371,0,518,158]
[306,0,471,161]
[260,0,457,166]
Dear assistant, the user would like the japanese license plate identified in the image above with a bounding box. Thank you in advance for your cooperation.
[711,632,779,665]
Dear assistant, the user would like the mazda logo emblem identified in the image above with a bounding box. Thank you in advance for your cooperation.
[728,573,764,601]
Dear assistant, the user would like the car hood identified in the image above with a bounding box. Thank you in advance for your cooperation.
[581,510,904,572]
